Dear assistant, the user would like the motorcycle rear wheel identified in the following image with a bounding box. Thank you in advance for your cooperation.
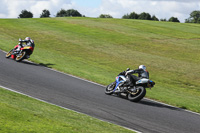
[6,49,13,58]
[105,82,116,95]
[127,86,146,102]
[16,51,26,62]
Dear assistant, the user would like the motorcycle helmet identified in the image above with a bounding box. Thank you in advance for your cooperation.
[139,65,146,70]
[25,37,31,42]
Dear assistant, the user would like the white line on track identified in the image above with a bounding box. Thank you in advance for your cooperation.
[0,85,142,133]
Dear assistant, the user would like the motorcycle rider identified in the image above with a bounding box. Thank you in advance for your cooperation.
[119,65,149,87]
[14,37,35,54]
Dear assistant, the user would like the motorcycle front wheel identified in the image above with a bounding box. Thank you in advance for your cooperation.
[5,49,13,58]
[105,82,116,95]
[15,51,26,62]
[127,86,146,102]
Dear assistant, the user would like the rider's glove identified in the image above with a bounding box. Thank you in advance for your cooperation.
[125,70,134,76]
[125,71,129,76]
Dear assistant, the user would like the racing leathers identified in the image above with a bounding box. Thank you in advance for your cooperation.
[14,39,35,53]
[120,68,149,87]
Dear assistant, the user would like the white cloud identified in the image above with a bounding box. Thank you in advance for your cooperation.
[95,0,200,22]
[29,0,74,17]
[0,0,72,18]
[0,0,8,18]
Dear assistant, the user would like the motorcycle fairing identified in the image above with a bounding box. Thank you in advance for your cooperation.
[21,46,34,51]
[136,79,155,88]
[113,75,127,92]
[136,78,149,84]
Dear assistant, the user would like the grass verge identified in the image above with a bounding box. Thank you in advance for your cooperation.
[0,87,134,133]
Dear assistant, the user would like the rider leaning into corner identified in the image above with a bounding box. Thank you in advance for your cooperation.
[119,65,149,88]
[14,37,35,54]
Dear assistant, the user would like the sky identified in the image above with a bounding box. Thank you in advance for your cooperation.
[0,0,200,22]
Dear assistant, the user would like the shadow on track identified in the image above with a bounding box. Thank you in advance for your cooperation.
[39,63,54,68]
[21,60,55,68]
[112,94,181,111]
[139,100,181,111]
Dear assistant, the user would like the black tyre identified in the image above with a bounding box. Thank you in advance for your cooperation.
[15,51,26,62]
[127,86,146,102]
[105,82,116,95]
[6,49,13,58]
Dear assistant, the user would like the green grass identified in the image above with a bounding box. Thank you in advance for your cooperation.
[0,87,134,133]
[0,17,200,114]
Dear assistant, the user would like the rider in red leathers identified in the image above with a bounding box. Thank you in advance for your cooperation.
[14,37,35,54]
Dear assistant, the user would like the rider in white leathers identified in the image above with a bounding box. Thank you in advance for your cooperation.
[119,65,149,87]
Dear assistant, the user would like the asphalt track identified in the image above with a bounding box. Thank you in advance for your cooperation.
[0,50,200,133]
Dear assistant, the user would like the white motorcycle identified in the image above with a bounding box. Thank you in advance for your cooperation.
[105,72,155,102]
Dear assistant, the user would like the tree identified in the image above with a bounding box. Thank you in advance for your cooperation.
[168,17,180,23]
[122,14,130,19]
[160,18,167,21]
[56,9,66,17]
[122,11,159,21]
[151,15,159,21]
[18,10,33,18]
[56,9,82,17]
[40,9,50,18]
[122,12,138,19]
[129,12,139,19]
[185,10,200,23]
[99,14,113,18]
[138,12,152,20]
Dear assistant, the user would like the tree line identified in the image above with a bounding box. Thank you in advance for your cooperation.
[122,12,180,22]
[18,9,83,18]
[18,9,200,23]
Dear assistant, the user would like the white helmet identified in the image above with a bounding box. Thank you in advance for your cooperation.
[25,37,31,42]
[139,65,146,70]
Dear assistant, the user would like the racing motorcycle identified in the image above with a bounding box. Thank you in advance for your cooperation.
[105,71,155,102]
[6,38,34,62]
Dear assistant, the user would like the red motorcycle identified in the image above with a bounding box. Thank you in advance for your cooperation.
[6,39,34,62]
